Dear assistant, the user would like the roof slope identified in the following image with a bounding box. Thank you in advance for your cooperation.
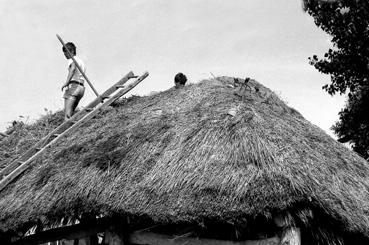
[0,77,368,238]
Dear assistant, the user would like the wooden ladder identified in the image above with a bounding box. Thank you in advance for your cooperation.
[0,71,149,192]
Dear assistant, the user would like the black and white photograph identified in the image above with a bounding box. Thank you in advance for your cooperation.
[0,0,368,244]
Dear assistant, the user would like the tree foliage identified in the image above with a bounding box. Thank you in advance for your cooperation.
[332,87,369,158]
[305,0,369,159]
[306,0,369,94]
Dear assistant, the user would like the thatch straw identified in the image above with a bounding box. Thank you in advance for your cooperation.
[0,77,368,244]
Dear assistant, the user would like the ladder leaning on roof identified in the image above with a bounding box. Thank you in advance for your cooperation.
[0,71,149,192]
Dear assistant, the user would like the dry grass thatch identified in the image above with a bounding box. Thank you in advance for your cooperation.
[0,77,368,243]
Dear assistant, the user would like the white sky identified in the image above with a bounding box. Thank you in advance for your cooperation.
[0,0,345,136]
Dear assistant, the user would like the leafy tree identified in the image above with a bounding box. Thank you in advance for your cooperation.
[304,0,369,159]
[332,87,369,158]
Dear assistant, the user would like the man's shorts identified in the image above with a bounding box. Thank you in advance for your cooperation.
[63,82,85,100]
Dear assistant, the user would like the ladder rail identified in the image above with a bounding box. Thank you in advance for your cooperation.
[0,72,149,192]
[0,71,134,178]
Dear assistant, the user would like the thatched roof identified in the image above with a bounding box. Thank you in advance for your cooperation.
[0,77,369,242]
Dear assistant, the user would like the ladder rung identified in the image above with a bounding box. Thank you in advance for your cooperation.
[53,134,60,137]
[129,75,138,78]
[102,96,110,99]
[116,85,125,89]
[85,108,94,112]
[35,147,42,151]
[18,161,25,165]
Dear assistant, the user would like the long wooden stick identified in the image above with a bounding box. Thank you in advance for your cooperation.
[56,34,99,97]
[13,226,280,245]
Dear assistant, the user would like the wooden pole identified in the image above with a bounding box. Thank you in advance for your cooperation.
[280,227,301,245]
[13,226,280,245]
[273,213,301,245]
[56,34,99,97]
[11,219,110,245]
[104,229,124,245]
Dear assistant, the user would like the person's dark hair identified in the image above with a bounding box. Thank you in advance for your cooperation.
[62,42,76,55]
[174,73,187,86]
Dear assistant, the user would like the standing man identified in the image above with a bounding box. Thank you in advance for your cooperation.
[61,42,86,121]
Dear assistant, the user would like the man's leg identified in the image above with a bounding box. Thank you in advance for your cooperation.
[64,97,77,121]
[72,96,82,112]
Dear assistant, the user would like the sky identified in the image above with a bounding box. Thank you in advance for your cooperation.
[0,0,345,137]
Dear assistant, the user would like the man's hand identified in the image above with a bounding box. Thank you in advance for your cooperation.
[61,84,68,91]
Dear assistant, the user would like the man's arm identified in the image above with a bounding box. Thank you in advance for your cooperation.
[62,63,76,90]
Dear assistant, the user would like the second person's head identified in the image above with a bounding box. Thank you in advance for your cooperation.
[174,73,187,88]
